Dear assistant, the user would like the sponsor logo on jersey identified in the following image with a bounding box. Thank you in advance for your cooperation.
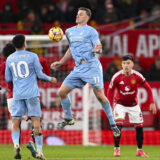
[120,90,135,95]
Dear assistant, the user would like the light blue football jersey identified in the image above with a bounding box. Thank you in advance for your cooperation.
[63,25,104,90]
[65,25,101,66]
[5,50,51,100]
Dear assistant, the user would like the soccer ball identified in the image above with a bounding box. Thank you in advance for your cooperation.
[48,27,64,42]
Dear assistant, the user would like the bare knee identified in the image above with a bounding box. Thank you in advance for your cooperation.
[58,85,71,99]
[94,90,107,103]
[58,88,67,99]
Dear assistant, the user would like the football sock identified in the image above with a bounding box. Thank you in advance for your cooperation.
[35,135,43,149]
[101,101,115,125]
[61,96,72,120]
[114,125,122,147]
[12,131,20,147]
[136,127,143,149]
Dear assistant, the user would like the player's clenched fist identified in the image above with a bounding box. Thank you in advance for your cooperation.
[50,61,62,71]
[51,77,57,84]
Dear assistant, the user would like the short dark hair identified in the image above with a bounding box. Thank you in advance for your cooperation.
[122,55,134,62]
[2,43,16,58]
[78,7,92,18]
[12,34,25,49]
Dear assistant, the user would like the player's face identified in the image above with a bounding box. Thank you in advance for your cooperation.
[122,59,134,75]
[76,10,89,25]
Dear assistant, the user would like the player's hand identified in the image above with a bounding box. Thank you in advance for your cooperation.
[50,61,62,71]
[51,77,57,84]
[94,44,102,54]
[149,103,157,114]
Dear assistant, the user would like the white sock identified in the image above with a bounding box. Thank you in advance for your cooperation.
[14,143,19,148]
[137,148,142,151]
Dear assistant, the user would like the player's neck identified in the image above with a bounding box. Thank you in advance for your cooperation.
[16,47,25,51]
[77,22,87,28]
[124,71,131,76]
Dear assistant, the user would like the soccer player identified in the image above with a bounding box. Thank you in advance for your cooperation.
[5,34,57,160]
[50,7,120,137]
[107,55,157,157]
[1,43,51,159]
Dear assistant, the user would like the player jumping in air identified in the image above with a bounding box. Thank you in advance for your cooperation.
[51,7,120,137]
[5,35,57,160]
[107,55,157,157]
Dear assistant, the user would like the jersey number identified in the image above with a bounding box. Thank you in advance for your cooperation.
[11,61,29,78]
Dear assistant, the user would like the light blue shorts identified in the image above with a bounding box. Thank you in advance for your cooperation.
[63,61,104,90]
[12,97,41,118]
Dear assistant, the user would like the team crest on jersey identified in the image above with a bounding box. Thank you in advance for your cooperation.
[131,79,136,84]
[125,86,130,91]
[115,112,118,117]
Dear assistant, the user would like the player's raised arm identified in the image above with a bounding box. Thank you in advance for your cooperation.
[34,54,57,84]
[50,47,72,70]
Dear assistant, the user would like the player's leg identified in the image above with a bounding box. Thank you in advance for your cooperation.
[7,98,22,145]
[93,89,120,137]
[11,99,26,159]
[128,105,148,157]
[31,117,46,160]
[26,125,37,158]
[112,104,126,156]
[57,71,86,129]
[27,97,46,160]
[58,84,72,118]
[56,83,75,129]
[12,118,21,159]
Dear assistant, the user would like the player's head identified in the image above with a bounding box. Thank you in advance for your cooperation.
[76,7,92,25]
[122,55,134,74]
[2,43,16,58]
[12,34,26,50]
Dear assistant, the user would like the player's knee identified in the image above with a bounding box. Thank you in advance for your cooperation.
[58,89,67,98]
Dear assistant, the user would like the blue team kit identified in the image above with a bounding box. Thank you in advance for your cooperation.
[64,25,104,90]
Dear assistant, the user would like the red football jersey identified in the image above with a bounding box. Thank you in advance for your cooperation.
[0,57,51,99]
[107,69,154,107]
[0,62,13,98]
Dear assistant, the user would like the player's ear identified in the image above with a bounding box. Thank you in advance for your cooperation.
[24,41,27,49]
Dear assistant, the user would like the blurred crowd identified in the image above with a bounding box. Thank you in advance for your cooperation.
[1,0,160,25]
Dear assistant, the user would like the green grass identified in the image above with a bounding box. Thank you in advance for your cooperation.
[0,145,160,160]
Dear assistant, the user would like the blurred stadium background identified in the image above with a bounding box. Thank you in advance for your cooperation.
[0,0,160,159]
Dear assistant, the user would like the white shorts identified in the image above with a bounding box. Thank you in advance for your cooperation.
[114,104,143,124]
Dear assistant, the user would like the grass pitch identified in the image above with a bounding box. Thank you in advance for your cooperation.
[0,145,160,160]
